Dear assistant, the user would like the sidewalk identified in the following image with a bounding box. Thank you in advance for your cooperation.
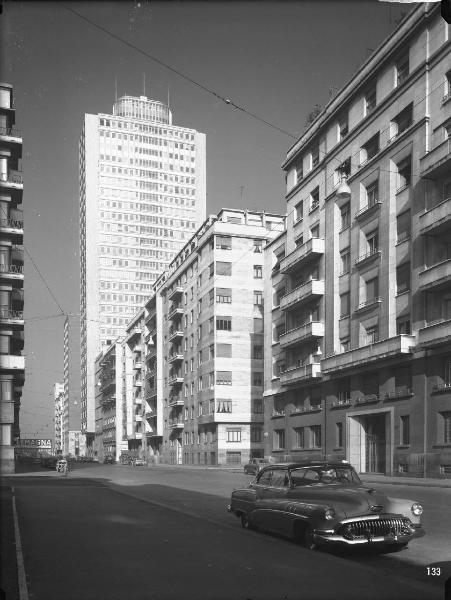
[0,484,19,600]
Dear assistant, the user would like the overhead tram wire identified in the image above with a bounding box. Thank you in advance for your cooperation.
[60,3,297,141]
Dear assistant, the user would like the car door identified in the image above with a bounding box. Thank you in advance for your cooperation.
[252,467,291,534]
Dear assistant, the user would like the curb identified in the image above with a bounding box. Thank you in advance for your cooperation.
[11,486,29,600]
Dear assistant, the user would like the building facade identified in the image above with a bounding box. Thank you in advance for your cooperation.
[94,339,125,462]
[130,209,284,465]
[0,83,24,474]
[54,382,64,454]
[264,3,451,477]
[80,94,207,447]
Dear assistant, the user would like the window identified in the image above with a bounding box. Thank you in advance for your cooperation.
[216,343,232,357]
[253,372,263,386]
[209,317,214,333]
[336,422,343,448]
[366,181,379,207]
[340,292,350,318]
[397,210,411,243]
[253,318,263,333]
[310,425,321,448]
[209,262,214,278]
[396,54,409,86]
[253,290,263,306]
[396,317,411,335]
[391,104,413,139]
[251,427,262,443]
[311,146,319,168]
[216,235,231,250]
[400,415,410,445]
[310,187,320,211]
[216,261,231,276]
[340,338,350,353]
[227,429,241,443]
[209,288,214,306]
[295,235,304,248]
[365,88,376,115]
[338,115,348,140]
[216,371,232,385]
[397,157,411,191]
[275,323,285,341]
[217,399,232,413]
[366,230,379,253]
[440,411,451,444]
[340,248,350,275]
[226,451,242,464]
[294,427,305,448]
[340,203,350,231]
[295,200,303,222]
[396,263,410,294]
[190,358,194,372]
[216,287,232,303]
[216,317,231,331]
[253,239,263,253]
[360,133,379,165]
[253,399,263,414]
[274,429,285,450]
[295,160,303,183]
[366,326,379,344]
[209,344,215,360]
[253,344,263,359]
[366,277,379,303]
[253,265,262,279]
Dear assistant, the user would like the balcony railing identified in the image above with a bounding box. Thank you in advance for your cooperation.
[331,399,351,408]
[279,362,322,386]
[354,248,380,267]
[321,334,416,374]
[354,297,382,314]
[432,383,451,393]
[169,375,184,386]
[355,394,380,405]
[280,279,325,312]
[291,404,322,415]
[419,197,451,236]
[279,321,324,349]
[0,264,24,276]
[280,238,325,274]
[355,200,381,221]
[0,171,23,186]
[0,126,22,138]
[169,329,184,342]
[384,388,414,400]
[168,286,184,301]
[0,308,24,320]
[168,305,184,321]
[418,319,451,348]
[168,353,184,364]
[418,258,451,291]
[271,410,286,418]
[420,138,451,178]
[169,419,184,429]
[0,218,23,230]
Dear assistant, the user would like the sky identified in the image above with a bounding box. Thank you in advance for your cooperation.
[0,0,408,440]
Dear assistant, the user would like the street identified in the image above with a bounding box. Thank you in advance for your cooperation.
[4,464,450,600]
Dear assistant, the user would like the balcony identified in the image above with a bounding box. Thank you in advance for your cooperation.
[279,321,324,349]
[321,334,416,374]
[280,279,325,312]
[355,394,380,406]
[0,308,24,324]
[135,414,143,422]
[418,258,451,291]
[0,219,23,235]
[0,354,24,370]
[0,265,23,282]
[420,138,451,179]
[134,395,142,404]
[134,379,142,387]
[353,297,382,315]
[168,352,184,364]
[271,410,286,419]
[169,329,184,342]
[280,238,325,274]
[168,305,184,321]
[168,286,184,301]
[384,387,414,401]
[127,327,142,340]
[169,418,184,429]
[145,387,157,400]
[133,359,142,370]
[0,126,22,145]
[355,200,382,222]
[0,170,23,190]
[279,362,321,386]
[169,375,184,387]
[420,198,451,236]
[331,399,351,409]
[291,404,322,415]
[418,319,451,348]
[354,249,381,268]
[169,396,184,407]
[432,383,451,394]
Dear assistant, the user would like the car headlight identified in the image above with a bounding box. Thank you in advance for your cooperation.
[411,502,423,516]
[324,508,336,520]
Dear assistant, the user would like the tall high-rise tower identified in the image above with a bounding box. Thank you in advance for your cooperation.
[79,94,206,444]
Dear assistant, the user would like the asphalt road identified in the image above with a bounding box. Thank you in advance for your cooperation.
[9,465,450,600]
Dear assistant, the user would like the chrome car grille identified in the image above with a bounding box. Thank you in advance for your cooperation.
[339,517,412,540]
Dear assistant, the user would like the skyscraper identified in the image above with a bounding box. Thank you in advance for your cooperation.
[79,94,206,446]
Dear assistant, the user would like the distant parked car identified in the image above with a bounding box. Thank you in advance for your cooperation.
[103,455,115,464]
[229,461,425,552]
[244,458,270,475]
[133,458,146,466]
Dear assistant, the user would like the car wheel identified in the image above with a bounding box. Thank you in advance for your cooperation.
[240,514,255,531]
[302,526,318,550]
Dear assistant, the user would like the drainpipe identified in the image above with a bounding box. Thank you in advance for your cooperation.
[423,352,427,478]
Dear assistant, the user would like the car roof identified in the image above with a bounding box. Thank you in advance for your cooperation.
[260,461,352,470]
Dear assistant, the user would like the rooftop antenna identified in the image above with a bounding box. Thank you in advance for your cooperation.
[114,76,118,102]
[143,73,146,96]
[167,85,170,110]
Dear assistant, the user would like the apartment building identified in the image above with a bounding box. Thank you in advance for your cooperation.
[264,3,451,477]
[80,94,206,449]
[94,340,125,462]
[54,382,64,455]
[129,209,285,466]
[0,83,24,474]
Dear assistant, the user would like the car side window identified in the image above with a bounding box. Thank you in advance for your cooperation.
[290,468,319,486]
[303,469,320,483]
[271,469,289,488]
[257,470,272,486]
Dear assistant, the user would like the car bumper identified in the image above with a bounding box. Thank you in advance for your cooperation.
[313,525,425,546]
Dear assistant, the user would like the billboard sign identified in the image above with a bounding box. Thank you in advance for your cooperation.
[17,438,52,449]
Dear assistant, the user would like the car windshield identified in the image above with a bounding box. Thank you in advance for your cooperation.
[289,466,361,486]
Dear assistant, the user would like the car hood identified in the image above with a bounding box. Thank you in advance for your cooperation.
[287,484,389,518]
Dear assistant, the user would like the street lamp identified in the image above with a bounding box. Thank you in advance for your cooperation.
[336,173,351,199]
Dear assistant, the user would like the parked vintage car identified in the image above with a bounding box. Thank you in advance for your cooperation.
[133,458,146,466]
[228,461,425,551]
[103,455,115,464]
[243,458,270,475]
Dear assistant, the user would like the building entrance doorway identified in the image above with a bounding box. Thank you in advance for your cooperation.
[363,413,386,473]
[348,411,390,475]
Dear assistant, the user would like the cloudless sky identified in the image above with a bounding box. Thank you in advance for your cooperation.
[0,0,407,439]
